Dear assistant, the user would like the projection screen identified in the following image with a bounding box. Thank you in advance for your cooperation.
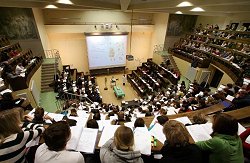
[85,33,128,70]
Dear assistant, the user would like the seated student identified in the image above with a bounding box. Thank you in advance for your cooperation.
[232,90,250,109]
[93,112,101,120]
[25,107,55,124]
[134,118,145,128]
[196,113,244,163]
[112,111,126,125]
[35,121,84,163]
[160,120,202,163]
[148,115,169,131]
[0,108,45,163]
[70,108,78,117]
[15,62,25,75]
[100,126,143,163]
[157,115,169,126]
[87,119,99,129]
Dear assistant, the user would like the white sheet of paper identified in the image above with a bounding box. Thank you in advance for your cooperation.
[149,123,165,144]
[124,122,134,130]
[77,128,98,153]
[46,113,64,123]
[66,126,83,150]
[98,125,120,147]
[174,117,192,125]
[186,124,212,142]
[226,95,235,102]
[97,120,111,131]
[68,115,89,127]
[134,127,151,155]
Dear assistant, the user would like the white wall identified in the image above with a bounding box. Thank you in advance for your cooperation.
[150,13,169,57]
[44,10,155,73]
[196,15,227,29]
[224,13,250,27]
[196,13,250,30]
[32,8,51,51]
[46,24,154,72]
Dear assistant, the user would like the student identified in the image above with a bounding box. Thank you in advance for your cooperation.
[134,118,145,128]
[0,108,45,163]
[122,74,126,86]
[35,121,84,163]
[100,125,143,163]
[87,119,99,129]
[196,113,244,163]
[15,62,25,75]
[160,120,202,163]
[25,107,55,124]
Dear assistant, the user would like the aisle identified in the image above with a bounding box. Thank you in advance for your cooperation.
[96,73,139,106]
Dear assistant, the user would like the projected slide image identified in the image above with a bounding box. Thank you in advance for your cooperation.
[86,35,127,69]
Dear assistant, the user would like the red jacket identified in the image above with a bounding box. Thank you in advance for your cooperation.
[240,128,250,150]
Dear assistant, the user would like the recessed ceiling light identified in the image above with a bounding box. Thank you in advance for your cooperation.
[175,11,183,14]
[190,7,205,12]
[57,0,73,5]
[45,4,58,8]
[176,1,193,7]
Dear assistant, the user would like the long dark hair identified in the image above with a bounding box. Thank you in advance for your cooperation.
[211,113,238,137]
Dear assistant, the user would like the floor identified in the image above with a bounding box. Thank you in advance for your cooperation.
[95,73,139,106]
[40,91,58,113]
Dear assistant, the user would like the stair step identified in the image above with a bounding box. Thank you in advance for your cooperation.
[42,68,55,71]
[41,80,53,84]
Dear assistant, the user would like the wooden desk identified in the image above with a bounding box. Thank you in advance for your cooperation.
[167,102,226,119]
[224,106,250,120]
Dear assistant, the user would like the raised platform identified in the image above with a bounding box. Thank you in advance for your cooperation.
[90,66,125,75]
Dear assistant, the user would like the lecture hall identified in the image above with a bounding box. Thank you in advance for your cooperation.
[0,0,250,163]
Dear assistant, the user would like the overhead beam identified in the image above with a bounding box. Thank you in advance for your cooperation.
[120,0,131,11]
[4,0,120,10]
[129,0,250,10]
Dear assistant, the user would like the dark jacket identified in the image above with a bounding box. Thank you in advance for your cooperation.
[160,141,203,163]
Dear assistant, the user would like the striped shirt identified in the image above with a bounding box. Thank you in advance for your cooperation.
[0,123,44,163]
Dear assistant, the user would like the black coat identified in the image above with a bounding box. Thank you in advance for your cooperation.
[159,142,203,163]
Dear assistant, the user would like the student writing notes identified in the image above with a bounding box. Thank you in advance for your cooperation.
[100,125,143,163]
[0,108,45,163]
[160,120,202,163]
[196,113,244,163]
[35,121,84,163]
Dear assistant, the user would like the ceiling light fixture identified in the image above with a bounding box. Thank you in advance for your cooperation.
[57,0,73,5]
[176,1,193,7]
[45,4,58,8]
[175,11,183,14]
[190,7,205,12]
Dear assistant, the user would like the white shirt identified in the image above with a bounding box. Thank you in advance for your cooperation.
[15,65,24,75]
[35,143,84,163]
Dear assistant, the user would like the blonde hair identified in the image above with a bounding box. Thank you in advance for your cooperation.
[0,108,23,143]
[163,120,189,147]
[114,126,134,151]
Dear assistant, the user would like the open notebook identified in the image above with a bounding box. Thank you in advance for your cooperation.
[187,122,247,142]
[66,126,98,153]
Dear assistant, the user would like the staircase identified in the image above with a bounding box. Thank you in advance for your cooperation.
[41,61,57,92]
[162,54,180,74]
